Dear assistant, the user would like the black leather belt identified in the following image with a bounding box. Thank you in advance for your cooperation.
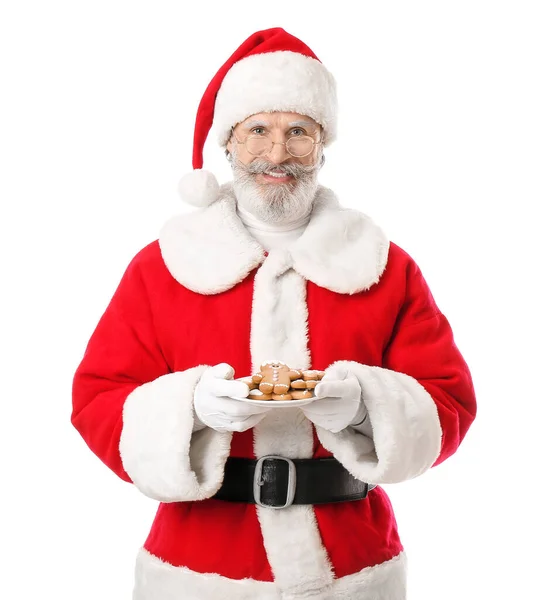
[213,456,376,509]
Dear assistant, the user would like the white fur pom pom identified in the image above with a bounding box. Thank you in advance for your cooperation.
[178,169,220,208]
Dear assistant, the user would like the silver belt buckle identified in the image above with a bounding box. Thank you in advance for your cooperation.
[253,455,297,509]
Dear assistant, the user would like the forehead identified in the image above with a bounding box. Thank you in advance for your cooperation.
[237,111,320,130]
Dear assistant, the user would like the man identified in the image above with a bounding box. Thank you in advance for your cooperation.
[72,27,476,600]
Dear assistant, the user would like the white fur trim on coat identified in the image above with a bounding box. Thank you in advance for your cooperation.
[133,548,407,600]
[249,249,311,374]
[119,367,232,502]
[159,184,265,295]
[316,361,443,485]
[292,188,389,295]
[159,184,389,296]
[213,51,338,146]
[249,251,332,599]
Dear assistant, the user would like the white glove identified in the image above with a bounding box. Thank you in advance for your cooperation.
[194,363,273,433]
[301,366,367,433]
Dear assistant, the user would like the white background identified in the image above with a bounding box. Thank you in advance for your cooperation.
[1,1,546,598]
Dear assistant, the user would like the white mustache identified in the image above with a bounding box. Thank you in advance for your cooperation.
[238,158,317,179]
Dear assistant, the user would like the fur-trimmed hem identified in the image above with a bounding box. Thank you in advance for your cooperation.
[133,548,407,600]
[119,367,232,502]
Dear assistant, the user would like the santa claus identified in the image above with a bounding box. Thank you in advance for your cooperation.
[72,27,476,600]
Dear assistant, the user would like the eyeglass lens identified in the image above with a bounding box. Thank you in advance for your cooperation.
[245,136,314,157]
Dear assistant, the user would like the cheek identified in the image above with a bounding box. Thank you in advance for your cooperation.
[304,144,323,167]
[298,154,316,167]
[236,148,255,166]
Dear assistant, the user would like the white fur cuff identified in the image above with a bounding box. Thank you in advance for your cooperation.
[120,367,232,502]
[316,361,442,484]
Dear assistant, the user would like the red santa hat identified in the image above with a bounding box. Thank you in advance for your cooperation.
[178,27,338,207]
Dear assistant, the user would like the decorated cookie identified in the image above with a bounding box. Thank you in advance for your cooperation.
[272,393,294,401]
[302,370,325,381]
[238,377,258,391]
[248,389,273,401]
[242,362,325,402]
[256,361,304,395]
[259,381,275,394]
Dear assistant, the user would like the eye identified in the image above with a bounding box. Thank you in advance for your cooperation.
[289,128,306,136]
[250,127,266,135]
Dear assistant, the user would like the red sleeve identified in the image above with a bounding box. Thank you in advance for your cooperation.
[71,253,170,481]
[382,257,477,465]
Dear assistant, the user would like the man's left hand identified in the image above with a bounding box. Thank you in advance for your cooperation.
[300,366,366,433]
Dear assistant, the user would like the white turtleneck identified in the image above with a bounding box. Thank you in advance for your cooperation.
[236,204,310,251]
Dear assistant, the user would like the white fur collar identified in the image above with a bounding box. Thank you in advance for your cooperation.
[159,183,389,295]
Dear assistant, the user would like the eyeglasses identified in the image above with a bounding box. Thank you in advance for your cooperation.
[231,133,322,158]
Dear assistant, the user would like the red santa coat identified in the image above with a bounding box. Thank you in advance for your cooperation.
[72,184,476,600]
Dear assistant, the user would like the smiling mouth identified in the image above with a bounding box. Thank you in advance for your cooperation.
[259,170,295,184]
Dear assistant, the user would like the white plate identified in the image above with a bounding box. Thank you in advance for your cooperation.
[231,396,316,408]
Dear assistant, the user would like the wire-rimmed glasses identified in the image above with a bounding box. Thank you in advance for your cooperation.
[231,133,322,158]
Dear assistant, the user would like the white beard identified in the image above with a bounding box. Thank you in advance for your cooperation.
[231,154,321,225]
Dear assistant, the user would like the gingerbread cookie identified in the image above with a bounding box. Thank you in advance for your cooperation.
[248,388,273,401]
[302,370,325,381]
[272,393,293,401]
[254,361,303,395]
[241,361,326,402]
[238,377,258,391]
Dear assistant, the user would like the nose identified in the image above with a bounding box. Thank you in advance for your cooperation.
[265,139,291,164]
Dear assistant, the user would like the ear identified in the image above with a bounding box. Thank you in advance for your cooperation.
[226,139,233,154]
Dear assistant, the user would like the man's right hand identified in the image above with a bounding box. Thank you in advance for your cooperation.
[194,363,273,432]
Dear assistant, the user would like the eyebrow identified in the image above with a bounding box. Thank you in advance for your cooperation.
[288,120,316,129]
[243,119,270,129]
[242,119,317,130]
